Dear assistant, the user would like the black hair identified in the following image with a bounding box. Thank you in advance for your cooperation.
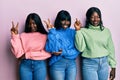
[24,13,47,34]
[85,7,104,31]
[54,10,71,29]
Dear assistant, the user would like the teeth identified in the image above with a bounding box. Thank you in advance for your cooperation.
[64,25,67,28]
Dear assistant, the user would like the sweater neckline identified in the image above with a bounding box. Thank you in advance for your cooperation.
[89,24,101,30]
[58,27,69,31]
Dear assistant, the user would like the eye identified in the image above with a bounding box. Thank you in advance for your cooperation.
[90,17,94,20]
[61,21,66,24]
[97,16,100,18]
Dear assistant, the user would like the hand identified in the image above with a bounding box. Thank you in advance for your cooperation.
[44,19,54,29]
[17,54,25,64]
[53,49,62,56]
[109,68,116,80]
[11,21,19,35]
[74,18,82,31]
[17,54,25,61]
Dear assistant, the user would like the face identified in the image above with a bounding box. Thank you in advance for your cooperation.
[61,20,70,29]
[90,12,100,26]
[29,19,37,32]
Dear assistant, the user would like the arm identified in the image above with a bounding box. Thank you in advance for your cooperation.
[44,19,62,55]
[10,21,24,58]
[61,47,79,58]
[75,30,86,52]
[74,18,85,52]
[107,35,116,68]
[45,28,61,54]
[10,34,24,58]
[107,30,116,80]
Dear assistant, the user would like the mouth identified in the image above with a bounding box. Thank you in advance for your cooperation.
[63,25,68,28]
[62,24,68,29]
[31,27,37,32]
[92,21,99,26]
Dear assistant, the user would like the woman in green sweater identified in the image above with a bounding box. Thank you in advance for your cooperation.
[74,7,116,80]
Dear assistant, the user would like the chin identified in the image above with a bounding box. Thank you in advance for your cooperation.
[93,24,99,26]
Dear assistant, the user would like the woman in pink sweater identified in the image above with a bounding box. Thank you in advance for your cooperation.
[10,13,51,80]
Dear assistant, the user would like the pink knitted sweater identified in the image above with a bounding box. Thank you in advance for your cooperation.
[10,32,51,60]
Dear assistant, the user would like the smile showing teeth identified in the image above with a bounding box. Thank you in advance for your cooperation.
[64,25,67,28]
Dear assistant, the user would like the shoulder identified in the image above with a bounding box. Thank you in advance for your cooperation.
[81,27,88,30]
[69,28,75,30]
[76,28,88,32]
[102,27,112,37]
[36,32,47,39]
[20,32,27,37]
[103,27,111,33]
[68,28,75,33]
[21,32,47,38]
[104,27,110,31]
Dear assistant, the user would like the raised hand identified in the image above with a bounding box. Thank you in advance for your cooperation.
[11,21,19,35]
[44,19,54,29]
[74,18,82,31]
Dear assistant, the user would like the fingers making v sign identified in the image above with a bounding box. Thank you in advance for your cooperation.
[44,19,54,30]
[11,21,19,35]
[74,18,82,31]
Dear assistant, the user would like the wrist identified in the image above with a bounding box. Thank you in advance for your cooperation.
[75,28,80,31]
[48,27,54,30]
[112,68,116,70]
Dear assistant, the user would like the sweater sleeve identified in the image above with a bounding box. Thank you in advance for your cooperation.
[10,34,24,58]
[45,28,60,53]
[61,48,79,58]
[75,30,86,52]
[107,30,116,68]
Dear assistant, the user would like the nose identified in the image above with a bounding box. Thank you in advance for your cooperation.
[95,17,98,21]
[30,23,34,27]
[65,20,69,24]
[94,16,99,21]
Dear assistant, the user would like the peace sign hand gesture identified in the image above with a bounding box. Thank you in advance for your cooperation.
[44,19,54,30]
[74,18,82,31]
[11,21,19,35]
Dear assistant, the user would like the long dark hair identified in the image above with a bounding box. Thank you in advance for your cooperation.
[54,10,71,30]
[24,13,47,34]
[85,7,104,31]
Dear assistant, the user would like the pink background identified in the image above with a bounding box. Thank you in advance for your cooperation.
[0,0,120,80]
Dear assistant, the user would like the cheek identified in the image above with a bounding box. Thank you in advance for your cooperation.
[66,22,70,25]
[31,25,37,31]
[97,18,100,22]
[90,18,100,22]
[90,18,94,23]
[34,25,37,30]
[34,25,37,28]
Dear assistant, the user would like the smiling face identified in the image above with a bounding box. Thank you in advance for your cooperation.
[61,20,70,29]
[54,10,71,29]
[29,19,37,32]
[90,12,100,26]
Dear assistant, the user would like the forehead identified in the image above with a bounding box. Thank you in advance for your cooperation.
[91,12,99,16]
[29,19,35,22]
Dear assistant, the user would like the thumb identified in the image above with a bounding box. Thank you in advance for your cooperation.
[11,31,15,35]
